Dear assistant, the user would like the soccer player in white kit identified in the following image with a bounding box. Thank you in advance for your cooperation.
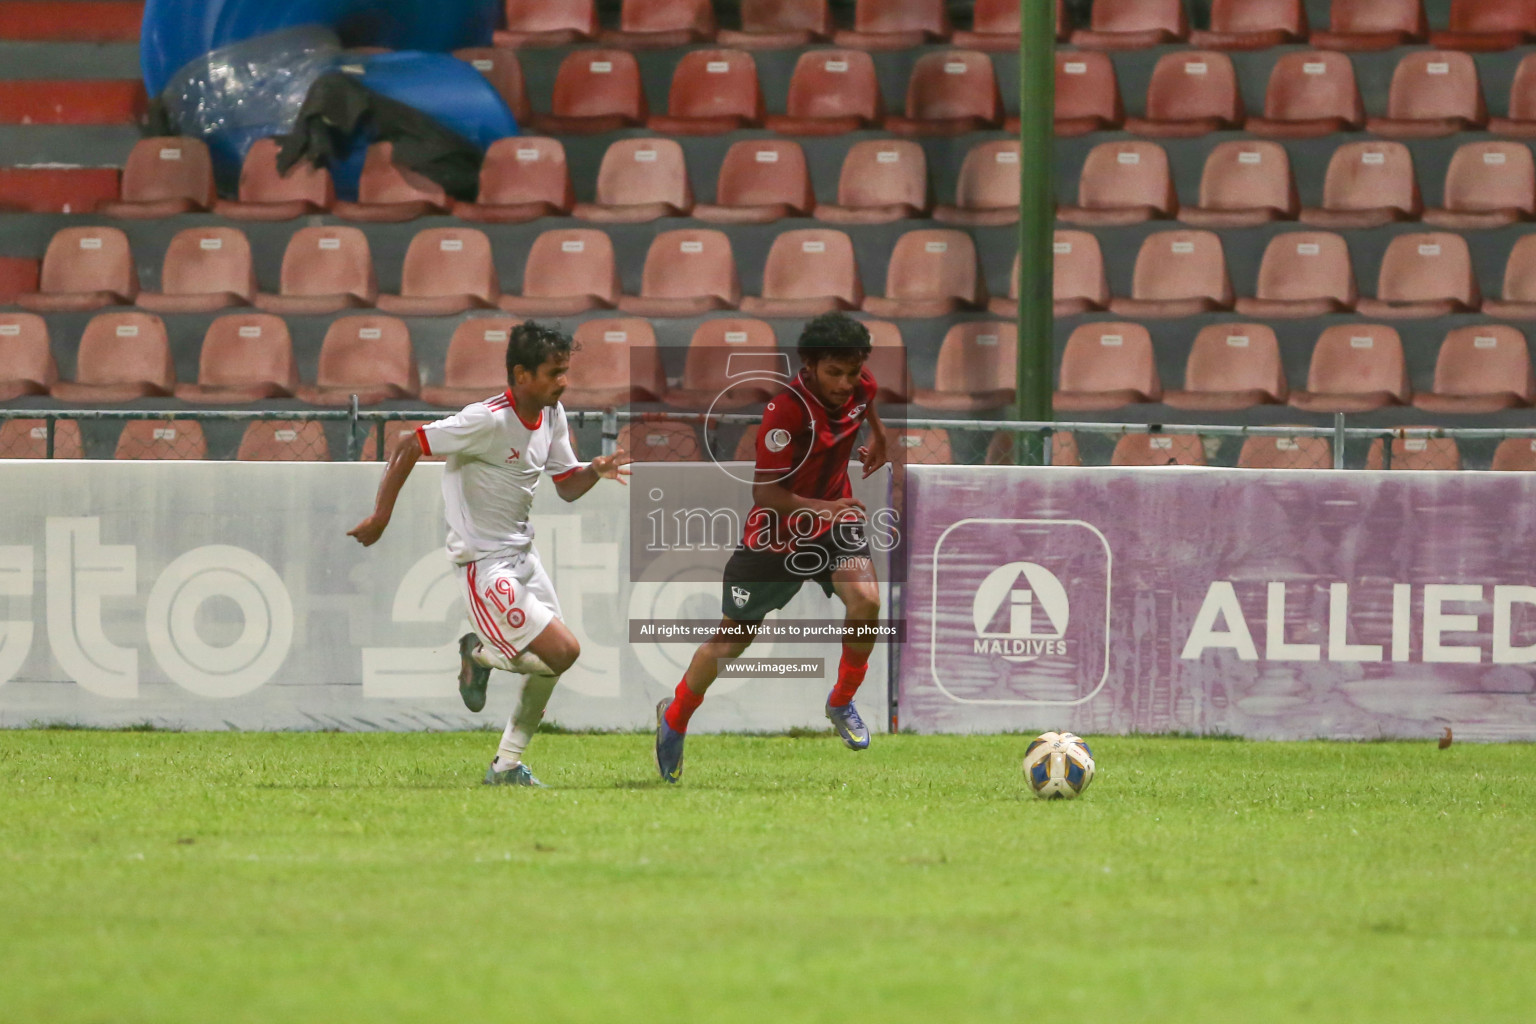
[348,322,631,786]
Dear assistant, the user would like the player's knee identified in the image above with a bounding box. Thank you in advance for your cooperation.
[846,588,881,621]
[545,637,580,675]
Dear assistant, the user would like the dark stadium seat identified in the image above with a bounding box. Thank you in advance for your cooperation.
[0,166,118,213]
[298,316,419,406]
[17,226,135,312]
[1311,0,1427,50]
[1235,231,1357,317]
[1491,54,1536,136]
[765,49,884,135]
[421,317,524,408]
[648,49,764,135]
[255,227,376,315]
[1190,0,1307,50]
[601,0,716,49]
[1124,51,1243,137]
[863,319,912,404]
[1412,325,1535,413]
[236,421,332,462]
[886,51,1001,136]
[1054,51,1123,136]
[0,256,36,303]
[1179,140,1297,227]
[51,311,172,403]
[1483,234,1536,317]
[97,136,213,218]
[1110,434,1206,467]
[619,229,741,316]
[1164,324,1288,410]
[136,227,256,314]
[562,318,668,409]
[114,420,207,461]
[175,314,298,404]
[618,421,702,462]
[862,229,984,317]
[1052,232,1109,316]
[912,321,1017,412]
[933,140,1019,226]
[455,137,573,224]
[1109,230,1233,318]
[333,142,450,222]
[213,138,334,221]
[1054,322,1161,411]
[719,0,833,48]
[1070,0,1187,49]
[953,0,1020,51]
[890,428,954,466]
[1245,51,1365,137]
[574,138,693,223]
[532,50,647,135]
[0,419,83,459]
[498,229,619,315]
[0,79,146,124]
[494,0,599,47]
[377,228,499,316]
[739,229,862,317]
[693,139,814,224]
[1367,51,1487,139]
[1366,434,1461,471]
[812,139,927,224]
[1056,140,1177,226]
[0,312,55,401]
[666,318,782,409]
[1432,0,1536,51]
[1237,435,1333,469]
[1423,142,1536,229]
[454,49,532,124]
[834,0,950,49]
[1299,141,1422,228]
[1492,437,1536,470]
[1289,324,1410,411]
[1356,233,1480,318]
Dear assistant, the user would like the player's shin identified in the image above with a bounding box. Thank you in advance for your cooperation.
[493,671,560,770]
[828,640,872,707]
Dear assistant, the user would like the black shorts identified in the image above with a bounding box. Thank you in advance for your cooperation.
[720,521,874,622]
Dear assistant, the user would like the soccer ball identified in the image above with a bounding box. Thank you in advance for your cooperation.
[1022,731,1095,799]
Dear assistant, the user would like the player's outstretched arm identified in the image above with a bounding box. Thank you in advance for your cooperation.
[347,431,423,546]
[553,448,633,502]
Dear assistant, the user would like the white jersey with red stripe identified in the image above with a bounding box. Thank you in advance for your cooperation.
[417,390,584,566]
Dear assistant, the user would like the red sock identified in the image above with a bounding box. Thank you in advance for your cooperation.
[827,643,872,707]
[665,678,705,733]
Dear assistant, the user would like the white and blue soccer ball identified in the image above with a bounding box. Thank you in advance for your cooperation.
[1023,731,1095,799]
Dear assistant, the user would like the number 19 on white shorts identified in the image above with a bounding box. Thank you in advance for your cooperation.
[459,552,560,662]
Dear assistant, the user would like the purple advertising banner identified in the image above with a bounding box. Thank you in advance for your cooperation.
[898,466,1536,741]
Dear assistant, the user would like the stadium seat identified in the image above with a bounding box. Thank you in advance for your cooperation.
[1054,322,1161,411]
[455,137,573,224]
[765,49,884,135]
[953,0,1020,51]
[1124,51,1243,137]
[1312,0,1426,50]
[114,420,207,461]
[236,421,332,462]
[213,138,335,221]
[0,419,83,460]
[1237,434,1333,469]
[1367,52,1486,138]
[885,428,953,467]
[1356,233,1480,318]
[1190,0,1307,49]
[1178,140,1297,227]
[1491,54,1536,136]
[649,50,764,135]
[494,0,599,47]
[1424,142,1536,229]
[1492,437,1536,470]
[333,142,450,222]
[601,0,716,48]
[666,318,783,410]
[1289,324,1410,411]
[17,226,136,312]
[0,166,118,213]
[933,140,1019,226]
[136,227,256,314]
[1483,234,1536,317]
[377,228,499,316]
[1164,324,1288,410]
[420,317,523,407]
[1070,0,1187,49]
[357,420,445,463]
[1299,141,1421,228]
[1432,0,1536,51]
[0,312,55,401]
[731,423,761,462]
[834,0,950,49]
[719,0,832,48]
[254,227,375,315]
[739,229,862,316]
[912,321,1016,411]
[50,311,173,402]
[1366,433,1460,471]
[1109,230,1233,317]
[1412,325,1535,413]
[299,316,418,406]
[1245,51,1365,137]
[97,137,213,218]
[1048,430,1081,468]
[812,139,928,224]
[886,51,1002,136]
[498,229,618,315]
[532,50,646,135]
[1054,50,1123,136]
[575,138,693,223]
[0,256,36,303]
[619,229,740,316]
[1056,140,1176,226]
[561,318,668,409]
[175,314,298,404]
[1110,433,1205,467]
[990,251,1021,316]
[863,229,984,317]
[454,49,532,125]
[693,140,814,224]
[0,79,146,125]
[0,0,142,42]
[1235,231,1357,317]
[1052,233,1109,316]
[863,319,912,404]
[618,420,702,462]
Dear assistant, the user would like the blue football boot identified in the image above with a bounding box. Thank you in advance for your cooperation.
[457,632,490,713]
[655,699,686,783]
[826,699,871,751]
[482,762,546,787]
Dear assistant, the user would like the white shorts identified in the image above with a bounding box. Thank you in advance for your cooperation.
[459,549,561,662]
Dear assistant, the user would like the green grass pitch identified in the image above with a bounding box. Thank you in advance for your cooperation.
[3,730,1534,1022]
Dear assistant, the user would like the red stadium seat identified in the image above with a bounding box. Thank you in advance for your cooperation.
[1109,230,1234,318]
[0,419,83,460]
[666,318,782,410]
[912,321,1016,412]
[51,311,172,403]
[1484,234,1536,317]
[1367,52,1487,138]
[299,316,418,406]
[1191,0,1307,50]
[1124,51,1244,137]
[1072,0,1187,50]
[377,228,499,316]
[574,138,694,223]
[136,227,255,314]
[740,229,862,317]
[114,420,207,461]
[1054,322,1161,411]
[1111,434,1205,467]
[498,229,618,316]
[649,50,764,135]
[1432,0,1536,51]
[17,226,136,312]
[693,140,813,224]
[889,428,954,466]
[1238,434,1332,469]
[0,256,37,304]
[990,251,1021,316]
[0,79,146,124]
[421,317,524,408]
[1299,141,1422,228]
[1424,142,1535,229]
[863,229,984,318]
[176,314,298,404]
[361,420,447,463]
[454,49,532,124]
[494,0,598,48]
[834,0,950,50]
[813,139,928,225]
[1491,53,1536,136]
[1312,0,1427,50]
[1412,325,1535,413]
[601,0,716,49]
[1290,324,1410,411]
[1052,232,1109,316]
[1235,231,1357,317]
[96,137,213,218]
[455,137,573,224]
[1492,437,1536,470]
[953,0,1020,51]
[0,312,56,401]
[1246,51,1365,137]
[213,138,334,221]
[1054,51,1123,136]
[333,142,450,222]
[255,226,376,316]
[719,0,833,49]
[1179,140,1297,227]
[1357,233,1480,318]
[0,166,118,213]
[1164,324,1288,410]
[618,229,741,317]
[934,140,1020,226]
[1366,433,1461,471]
[863,319,912,404]
[532,50,646,135]
[618,420,702,462]
[562,318,668,409]
[1057,140,1176,226]
[765,49,884,135]
[237,421,331,462]
[0,1,143,42]
[886,51,1002,137]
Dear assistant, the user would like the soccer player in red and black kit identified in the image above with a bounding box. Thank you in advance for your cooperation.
[655,312,890,783]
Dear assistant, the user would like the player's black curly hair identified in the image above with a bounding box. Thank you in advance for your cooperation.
[796,312,872,365]
[505,321,578,382]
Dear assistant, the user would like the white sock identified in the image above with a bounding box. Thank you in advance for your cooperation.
[493,672,560,769]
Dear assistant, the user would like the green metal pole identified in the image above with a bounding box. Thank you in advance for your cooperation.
[1016,0,1056,460]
